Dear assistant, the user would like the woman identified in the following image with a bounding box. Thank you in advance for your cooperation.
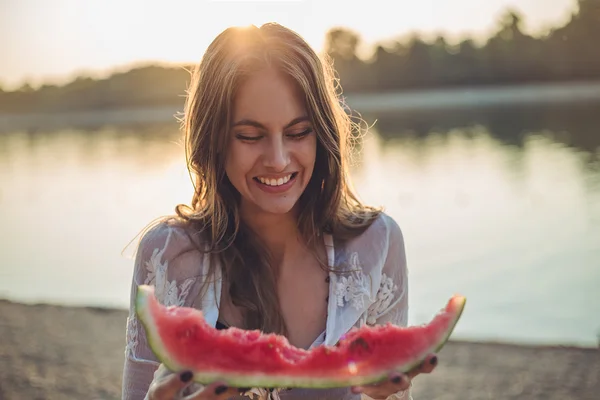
[122,23,438,400]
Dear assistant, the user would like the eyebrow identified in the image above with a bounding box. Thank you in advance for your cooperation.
[232,116,311,130]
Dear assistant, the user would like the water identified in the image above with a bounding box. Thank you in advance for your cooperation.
[0,100,598,348]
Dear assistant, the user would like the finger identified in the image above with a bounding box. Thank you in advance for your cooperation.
[183,381,241,400]
[150,370,195,399]
[420,354,438,374]
[350,375,386,393]
[407,354,438,379]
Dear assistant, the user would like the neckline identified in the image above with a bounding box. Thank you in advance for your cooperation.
[213,233,336,350]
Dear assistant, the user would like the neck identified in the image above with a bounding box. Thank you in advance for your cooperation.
[240,206,302,265]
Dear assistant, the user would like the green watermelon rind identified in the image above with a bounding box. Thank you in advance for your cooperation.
[135,285,466,388]
[135,286,183,373]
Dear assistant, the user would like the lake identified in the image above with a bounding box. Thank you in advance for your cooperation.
[0,96,598,348]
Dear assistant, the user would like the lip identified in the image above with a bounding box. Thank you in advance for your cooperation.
[253,172,298,194]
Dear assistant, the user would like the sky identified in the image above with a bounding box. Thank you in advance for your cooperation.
[0,0,578,90]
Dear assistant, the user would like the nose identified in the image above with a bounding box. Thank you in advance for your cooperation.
[263,136,290,172]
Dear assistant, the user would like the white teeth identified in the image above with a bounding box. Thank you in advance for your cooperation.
[258,174,292,186]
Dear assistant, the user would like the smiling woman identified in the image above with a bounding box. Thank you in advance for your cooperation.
[121,23,439,400]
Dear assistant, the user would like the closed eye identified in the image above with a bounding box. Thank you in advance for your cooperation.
[235,134,262,142]
[287,128,313,139]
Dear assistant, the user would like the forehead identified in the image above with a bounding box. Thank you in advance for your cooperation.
[232,67,308,128]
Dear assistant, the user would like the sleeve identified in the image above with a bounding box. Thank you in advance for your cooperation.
[121,222,207,400]
[363,215,412,400]
[366,216,408,328]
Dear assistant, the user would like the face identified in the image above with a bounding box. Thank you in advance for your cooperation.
[224,67,317,217]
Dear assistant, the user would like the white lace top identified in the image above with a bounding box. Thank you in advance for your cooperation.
[122,212,412,400]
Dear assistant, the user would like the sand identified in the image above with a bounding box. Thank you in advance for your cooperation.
[0,299,598,400]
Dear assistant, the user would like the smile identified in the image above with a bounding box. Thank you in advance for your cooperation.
[254,172,297,187]
[252,172,298,193]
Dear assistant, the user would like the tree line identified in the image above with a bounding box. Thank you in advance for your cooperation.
[325,0,600,92]
[0,0,598,114]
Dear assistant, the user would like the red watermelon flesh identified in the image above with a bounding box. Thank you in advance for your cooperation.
[135,284,466,388]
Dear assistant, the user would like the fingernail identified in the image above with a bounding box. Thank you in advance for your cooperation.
[391,375,402,384]
[430,356,438,366]
[215,385,228,395]
[180,371,193,383]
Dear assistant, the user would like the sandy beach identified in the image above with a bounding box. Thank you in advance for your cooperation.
[0,299,598,400]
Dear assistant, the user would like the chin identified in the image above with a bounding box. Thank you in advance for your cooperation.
[256,200,299,216]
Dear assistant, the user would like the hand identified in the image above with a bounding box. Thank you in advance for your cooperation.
[147,369,242,400]
[350,353,438,399]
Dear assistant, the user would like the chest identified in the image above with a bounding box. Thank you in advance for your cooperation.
[276,254,330,349]
[218,243,331,349]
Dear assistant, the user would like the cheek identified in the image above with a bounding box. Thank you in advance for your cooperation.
[225,144,255,183]
[224,145,242,182]
[300,136,317,169]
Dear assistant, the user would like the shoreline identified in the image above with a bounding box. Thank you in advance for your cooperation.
[2,80,600,133]
[1,299,598,400]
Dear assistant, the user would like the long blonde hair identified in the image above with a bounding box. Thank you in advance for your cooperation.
[174,23,380,335]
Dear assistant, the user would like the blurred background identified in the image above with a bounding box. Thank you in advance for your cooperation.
[0,0,599,399]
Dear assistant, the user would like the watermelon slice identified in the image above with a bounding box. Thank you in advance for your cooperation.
[135,284,466,388]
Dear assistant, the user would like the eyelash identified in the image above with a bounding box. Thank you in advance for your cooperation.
[288,128,313,139]
[236,128,313,142]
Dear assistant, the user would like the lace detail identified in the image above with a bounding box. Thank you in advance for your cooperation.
[334,252,371,310]
[144,241,196,307]
[366,273,398,325]
[125,228,197,363]
[245,388,282,400]
[125,316,140,361]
